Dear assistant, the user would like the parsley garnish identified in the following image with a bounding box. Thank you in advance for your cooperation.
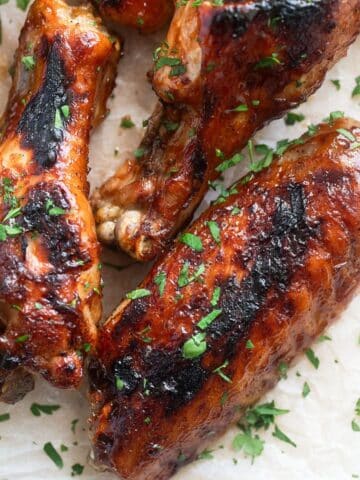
[197,308,222,330]
[285,112,305,125]
[272,425,297,447]
[232,430,264,460]
[206,220,221,244]
[352,76,360,97]
[210,286,221,306]
[302,382,310,398]
[120,116,135,129]
[43,442,63,469]
[126,288,151,300]
[179,232,203,252]
[154,271,166,296]
[21,55,35,71]
[305,348,320,369]
[182,332,207,359]
[0,413,10,422]
[30,403,60,416]
[71,464,84,476]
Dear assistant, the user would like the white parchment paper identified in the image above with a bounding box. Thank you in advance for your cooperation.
[0,1,360,479]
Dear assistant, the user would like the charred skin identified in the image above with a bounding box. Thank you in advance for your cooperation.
[0,0,120,403]
[94,0,174,33]
[89,119,360,480]
[93,0,360,261]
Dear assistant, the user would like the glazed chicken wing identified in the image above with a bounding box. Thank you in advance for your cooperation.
[89,118,360,480]
[94,0,174,33]
[93,0,360,261]
[0,0,120,403]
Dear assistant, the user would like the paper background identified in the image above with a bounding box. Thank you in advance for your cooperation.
[0,1,360,479]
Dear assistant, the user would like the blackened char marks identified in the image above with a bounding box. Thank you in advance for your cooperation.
[21,183,87,270]
[187,143,207,183]
[17,38,70,169]
[143,349,208,414]
[105,183,313,415]
[209,0,333,51]
[208,183,313,357]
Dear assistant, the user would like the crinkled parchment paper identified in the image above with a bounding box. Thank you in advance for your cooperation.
[0,2,360,479]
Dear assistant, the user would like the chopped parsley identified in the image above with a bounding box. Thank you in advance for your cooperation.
[15,334,29,343]
[178,262,204,287]
[210,286,221,306]
[197,308,222,330]
[272,425,297,447]
[154,271,166,296]
[246,339,254,349]
[126,288,151,300]
[352,76,360,97]
[302,382,310,398]
[45,199,66,216]
[120,116,135,129]
[30,403,60,416]
[232,430,264,460]
[305,348,320,369]
[255,53,282,69]
[331,79,341,90]
[71,464,84,476]
[179,232,203,252]
[285,112,305,125]
[182,332,207,359]
[206,220,221,244]
[21,55,35,71]
[115,376,125,390]
[43,442,63,469]
[0,413,10,422]
[213,360,232,383]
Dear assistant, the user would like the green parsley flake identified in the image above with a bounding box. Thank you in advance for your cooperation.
[302,382,311,398]
[331,79,341,90]
[43,442,63,469]
[272,425,297,447]
[120,116,135,128]
[206,221,221,244]
[126,288,151,300]
[198,308,222,330]
[352,76,360,97]
[215,152,244,173]
[179,232,203,252]
[213,360,232,383]
[21,55,35,71]
[210,286,221,306]
[305,348,320,369]
[16,0,30,11]
[15,334,29,343]
[232,430,264,459]
[71,463,84,476]
[285,112,305,125]
[153,271,166,296]
[115,376,125,390]
[0,413,10,422]
[246,339,254,350]
[30,403,60,416]
[182,332,207,359]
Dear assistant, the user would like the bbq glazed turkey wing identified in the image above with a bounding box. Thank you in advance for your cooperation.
[94,0,174,33]
[0,0,120,403]
[88,118,360,480]
[92,0,360,261]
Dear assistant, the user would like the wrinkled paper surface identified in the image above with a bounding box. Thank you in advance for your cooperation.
[0,2,360,479]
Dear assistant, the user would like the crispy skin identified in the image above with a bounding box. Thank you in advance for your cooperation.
[89,119,360,480]
[93,0,360,261]
[94,0,174,33]
[0,0,120,403]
